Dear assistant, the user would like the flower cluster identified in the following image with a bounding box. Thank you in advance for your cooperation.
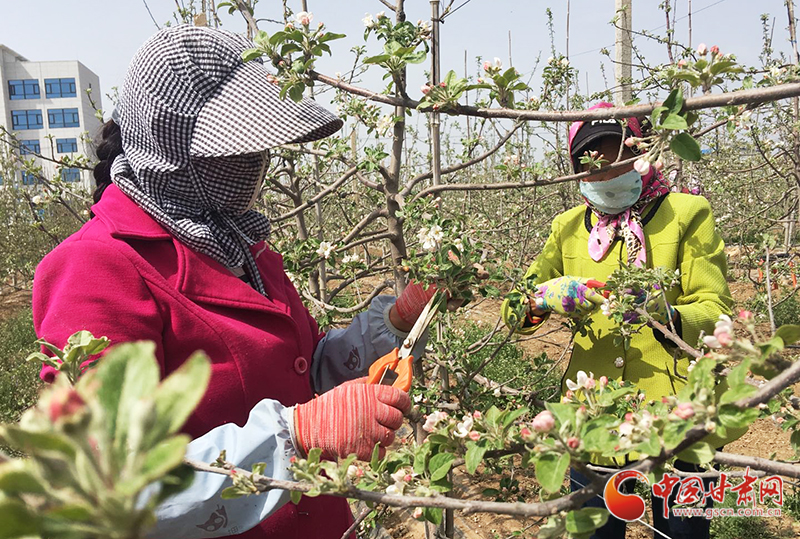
[417,224,444,252]
[702,314,734,348]
[316,241,335,259]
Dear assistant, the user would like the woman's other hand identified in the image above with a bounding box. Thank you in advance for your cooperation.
[532,276,605,318]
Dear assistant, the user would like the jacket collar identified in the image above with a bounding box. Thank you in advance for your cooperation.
[93,185,290,315]
[93,184,172,240]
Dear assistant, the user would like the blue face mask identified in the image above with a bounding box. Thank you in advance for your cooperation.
[579,169,643,215]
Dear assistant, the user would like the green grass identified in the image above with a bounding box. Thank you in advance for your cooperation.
[0,307,42,424]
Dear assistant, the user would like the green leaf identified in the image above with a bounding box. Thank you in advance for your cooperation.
[545,403,576,429]
[90,341,160,447]
[363,54,391,65]
[241,48,263,62]
[118,435,190,495]
[147,352,211,445]
[670,133,702,161]
[565,507,609,535]
[155,464,196,505]
[318,32,346,43]
[424,507,443,525]
[370,443,382,471]
[0,426,76,459]
[484,406,501,426]
[660,113,688,130]
[775,325,800,346]
[717,404,759,429]
[428,452,455,482]
[0,460,47,495]
[290,490,303,504]
[535,452,570,493]
[288,84,305,103]
[676,441,716,464]
[465,441,487,474]
[662,87,684,115]
[636,429,663,458]
[0,498,39,538]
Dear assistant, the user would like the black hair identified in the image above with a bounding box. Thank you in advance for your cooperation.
[92,119,123,206]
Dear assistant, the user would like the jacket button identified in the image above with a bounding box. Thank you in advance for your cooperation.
[294,356,308,375]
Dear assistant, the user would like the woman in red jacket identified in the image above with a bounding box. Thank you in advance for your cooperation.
[33,25,434,539]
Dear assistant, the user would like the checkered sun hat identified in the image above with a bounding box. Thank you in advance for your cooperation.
[109,25,342,296]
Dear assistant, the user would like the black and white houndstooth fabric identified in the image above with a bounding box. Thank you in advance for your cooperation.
[110,25,342,295]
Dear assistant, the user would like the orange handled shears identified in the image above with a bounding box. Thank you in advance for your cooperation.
[367,293,441,392]
[586,279,611,299]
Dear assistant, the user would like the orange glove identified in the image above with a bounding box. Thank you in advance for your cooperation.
[294,381,411,461]
[393,281,438,326]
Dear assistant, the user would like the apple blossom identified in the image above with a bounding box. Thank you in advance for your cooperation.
[633,158,651,175]
[316,241,335,259]
[472,410,482,419]
[520,427,532,438]
[599,375,608,387]
[421,84,431,95]
[653,159,664,171]
[566,437,580,449]
[674,402,695,419]
[422,410,448,432]
[677,59,687,67]
[376,10,386,19]
[412,507,424,519]
[362,13,375,28]
[454,414,474,438]
[295,11,313,26]
[697,43,708,56]
[624,137,636,147]
[468,430,481,441]
[618,422,634,436]
[710,45,720,55]
[482,61,491,72]
[532,410,555,432]
[566,370,594,392]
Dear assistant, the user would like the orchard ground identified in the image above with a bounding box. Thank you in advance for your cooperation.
[1,248,798,539]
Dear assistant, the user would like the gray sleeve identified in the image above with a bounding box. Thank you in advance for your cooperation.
[310,295,428,394]
[146,400,298,538]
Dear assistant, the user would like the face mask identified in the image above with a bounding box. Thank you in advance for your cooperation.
[192,151,269,215]
[579,169,643,215]
[245,150,270,212]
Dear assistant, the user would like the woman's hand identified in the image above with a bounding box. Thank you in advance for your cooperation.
[532,276,605,318]
[293,381,411,461]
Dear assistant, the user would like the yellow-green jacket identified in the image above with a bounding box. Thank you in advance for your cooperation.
[502,193,736,461]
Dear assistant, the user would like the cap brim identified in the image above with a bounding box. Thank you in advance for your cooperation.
[190,61,343,157]
[569,125,624,171]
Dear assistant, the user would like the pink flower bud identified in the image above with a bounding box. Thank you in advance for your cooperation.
[472,410,482,419]
[599,375,608,387]
[677,59,687,67]
[421,85,431,95]
[674,402,695,419]
[566,437,580,449]
[404,474,413,482]
[710,45,720,55]
[653,159,664,171]
[633,158,651,175]
[520,427,532,438]
[469,430,481,441]
[565,390,574,399]
[624,137,636,147]
[584,378,596,390]
[482,61,491,71]
[579,405,587,414]
[532,410,555,433]
[477,77,484,83]
[412,507,424,519]
[697,43,708,56]
[48,387,85,423]
[439,81,447,88]
[738,310,753,320]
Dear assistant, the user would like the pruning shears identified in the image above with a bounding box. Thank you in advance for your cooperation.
[586,279,611,299]
[366,293,441,392]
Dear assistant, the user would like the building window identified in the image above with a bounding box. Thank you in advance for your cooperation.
[11,110,43,130]
[21,171,38,185]
[48,108,80,128]
[44,78,77,98]
[8,79,40,100]
[61,168,81,182]
[19,139,41,155]
[56,138,78,153]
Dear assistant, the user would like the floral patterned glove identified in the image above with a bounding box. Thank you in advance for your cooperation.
[532,276,605,318]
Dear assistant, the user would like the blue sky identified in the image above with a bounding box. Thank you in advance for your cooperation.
[1,1,794,115]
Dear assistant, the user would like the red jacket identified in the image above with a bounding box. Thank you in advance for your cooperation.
[33,184,353,539]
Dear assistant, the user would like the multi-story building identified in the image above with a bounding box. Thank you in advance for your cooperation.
[0,44,102,191]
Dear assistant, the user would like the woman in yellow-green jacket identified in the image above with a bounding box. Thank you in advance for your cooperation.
[502,103,732,539]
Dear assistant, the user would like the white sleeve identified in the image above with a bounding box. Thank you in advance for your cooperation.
[146,400,298,538]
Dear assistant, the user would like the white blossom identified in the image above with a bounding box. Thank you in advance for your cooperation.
[423,411,448,432]
[31,195,42,205]
[342,253,361,265]
[376,115,394,135]
[454,415,474,438]
[316,241,335,259]
[376,10,386,19]
[565,370,594,392]
[294,11,313,26]
[417,224,444,252]
[362,13,375,28]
